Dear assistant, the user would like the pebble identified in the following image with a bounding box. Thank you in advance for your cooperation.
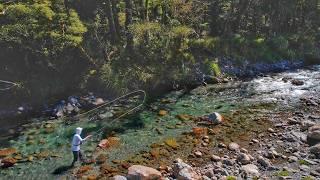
[237,153,251,165]
[240,148,248,153]
[202,142,208,147]
[288,156,298,162]
[218,143,227,148]
[228,142,240,151]
[300,165,310,172]
[257,156,271,168]
[268,128,275,133]
[211,155,221,162]
[194,151,202,157]
[252,139,259,143]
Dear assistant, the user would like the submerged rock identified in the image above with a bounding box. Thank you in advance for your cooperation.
[0,148,17,157]
[176,114,192,121]
[1,157,17,168]
[291,79,304,86]
[164,138,179,149]
[127,165,162,180]
[96,154,107,164]
[98,137,120,149]
[158,110,168,116]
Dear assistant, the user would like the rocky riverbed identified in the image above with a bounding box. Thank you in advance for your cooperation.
[0,65,320,180]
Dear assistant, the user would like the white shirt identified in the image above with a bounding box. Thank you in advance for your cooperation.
[71,134,83,151]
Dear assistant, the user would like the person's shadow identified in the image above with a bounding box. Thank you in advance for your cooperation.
[52,165,73,175]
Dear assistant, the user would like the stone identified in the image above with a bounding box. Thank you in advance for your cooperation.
[252,139,259,143]
[1,157,17,168]
[127,165,162,180]
[237,153,251,165]
[307,125,320,145]
[194,151,202,157]
[218,143,227,148]
[268,128,275,133]
[300,165,310,172]
[77,165,93,175]
[0,148,17,157]
[257,156,271,168]
[309,143,320,156]
[112,175,127,180]
[204,76,220,84]
[291,79,304,86]
[98,137,120,149]
[241,164,260,177]
[192,127,208,137]
[176,114,191,121]
[287,118,301,125]
[205,112,224,124]
[158,110,168,116]
[211,155,221,162]
[301,121,316,131]
[164,138,179,149]
[96,154,107,164]
[288,156,298,162]
[228,142,240,151]
[240,148,248,153]
[222,158,235,166]
[173,158,201,180]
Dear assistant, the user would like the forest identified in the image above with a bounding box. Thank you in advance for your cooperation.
[1,1,320,179]
[0,0,319,108]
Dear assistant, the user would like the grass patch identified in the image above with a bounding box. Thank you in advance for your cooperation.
[302,176,314,180]
[275,170,290,177]
[226,176,237,180]
[298,159,310,165]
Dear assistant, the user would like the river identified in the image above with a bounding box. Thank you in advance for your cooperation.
[0,65,319,179]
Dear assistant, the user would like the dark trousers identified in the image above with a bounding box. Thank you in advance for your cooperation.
[71,151,83,166]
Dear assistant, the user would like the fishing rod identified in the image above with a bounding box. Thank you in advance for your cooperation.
[53,90,147,142]
[0,80,20,91]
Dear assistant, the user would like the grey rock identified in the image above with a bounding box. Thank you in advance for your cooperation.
[112,175,127,180]
[241,164,260,177]
[237,153,251,165]
[228,142,240,151]
[257,156,271,168]
[299,165,310,172]
[288,156,298,162]
[211,155,221,162]
[310,143,320,156]
[222,158,235,166]
[307,125,320,145]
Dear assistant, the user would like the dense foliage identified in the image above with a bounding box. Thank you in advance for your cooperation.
[0,0,319,106]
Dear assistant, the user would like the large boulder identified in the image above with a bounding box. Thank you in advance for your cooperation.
[310,143,320,157]
[241,164,260,177]
[307,125,320,145]
[127,165,162,180]
[173,158,201,180]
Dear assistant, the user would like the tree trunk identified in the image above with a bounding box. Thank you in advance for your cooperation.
[105,0,119,44]
[125,0,134,52]
[111,0,121,38]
